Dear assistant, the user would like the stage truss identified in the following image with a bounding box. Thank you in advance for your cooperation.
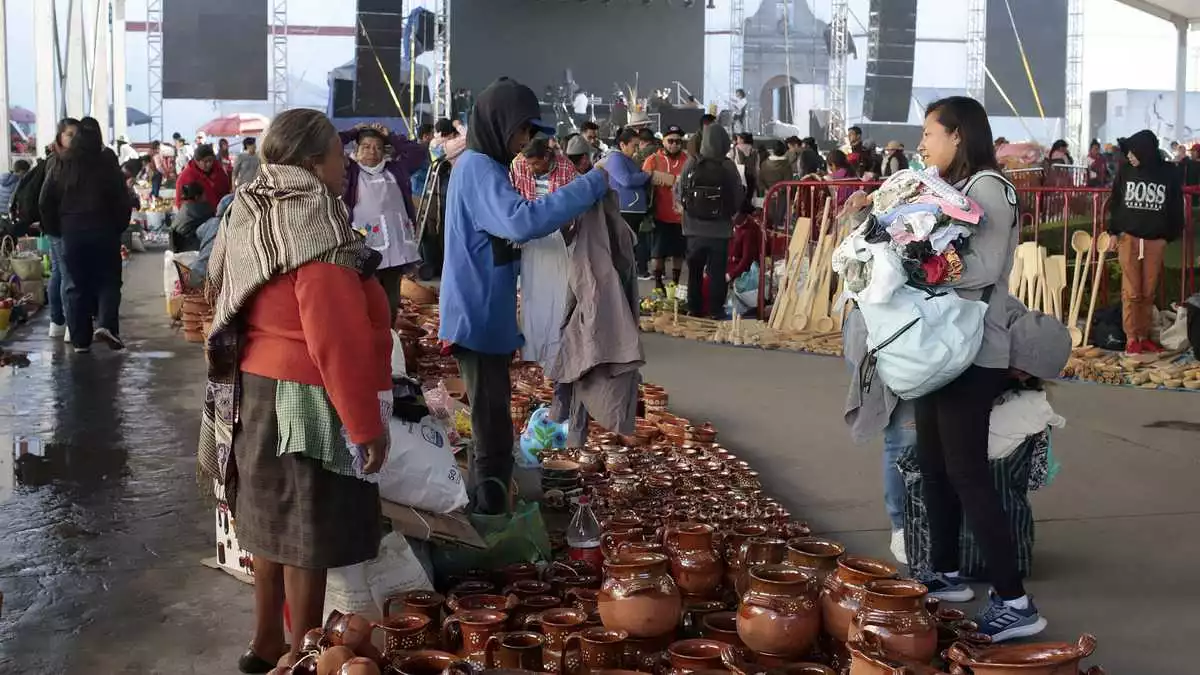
[432,0,451,120]
[271,0,290,113]
[827,0,848,143]
[966,0,986,101]
[729,0,744,99]
[1066,0,1084,149]
[146,0,163,142]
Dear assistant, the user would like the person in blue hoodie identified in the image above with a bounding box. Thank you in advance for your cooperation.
[439,77,609,514]
[604,127,653,278]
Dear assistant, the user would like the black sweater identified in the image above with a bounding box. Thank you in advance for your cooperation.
[1108,130,1184,242]
[38,154,130,238]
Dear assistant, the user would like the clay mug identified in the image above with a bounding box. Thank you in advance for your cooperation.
[785,538,845,583]
[442,609,509,664]
[945,634,1099,675]
[736,564,821,659]
[820,555,897,643]
[596,552,683,639]
[503,580,556,601]
[384,590,446,623]
[734,537,787,597]
[484,631,547,671]
[560,627,629,675]
[664,638,735,675]
[449,593,521,615]
[847,578,937,664]
[524,606,589,672]
[374,612,433,659]
[448,580,497,603]
[390,650,474,675]
[565,587,600,615]
[501,562,541,585]
[511,594,562,629]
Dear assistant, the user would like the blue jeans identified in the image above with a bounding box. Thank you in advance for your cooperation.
[47,236,66,326]
[883,399,916,531]
[62,230,122,347]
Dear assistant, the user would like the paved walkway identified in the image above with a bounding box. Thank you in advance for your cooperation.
[0,252,1195,672]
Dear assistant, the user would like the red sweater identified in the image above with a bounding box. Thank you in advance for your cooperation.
[727,220,762,280]
[175,160,232,210]
[240,262,392,444]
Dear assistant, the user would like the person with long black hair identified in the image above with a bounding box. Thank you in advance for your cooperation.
[38,121,130,352]
[911,96,1043,642]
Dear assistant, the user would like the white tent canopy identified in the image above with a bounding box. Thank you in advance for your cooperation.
[1115,0,1198,141]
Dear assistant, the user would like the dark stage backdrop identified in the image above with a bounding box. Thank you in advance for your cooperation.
[450,0,705,104]
[983,0,1067,118]
[163,0,269,100]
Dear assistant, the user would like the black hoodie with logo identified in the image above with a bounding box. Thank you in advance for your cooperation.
[1108,129,1184,241]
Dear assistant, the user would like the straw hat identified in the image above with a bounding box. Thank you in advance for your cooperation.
[884,140,904,152]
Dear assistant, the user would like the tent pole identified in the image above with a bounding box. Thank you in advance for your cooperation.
[1176,19,1188,142]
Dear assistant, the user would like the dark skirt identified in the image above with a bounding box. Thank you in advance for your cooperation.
[230,372,381,569]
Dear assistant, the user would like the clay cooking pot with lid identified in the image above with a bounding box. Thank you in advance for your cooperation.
[945,634,1101,675]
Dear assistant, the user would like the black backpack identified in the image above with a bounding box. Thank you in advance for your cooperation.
[681,158,734,220]
[12,159,48,231]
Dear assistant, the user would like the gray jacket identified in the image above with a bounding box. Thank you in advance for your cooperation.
[842,305,900,443]
[674,125,745,239]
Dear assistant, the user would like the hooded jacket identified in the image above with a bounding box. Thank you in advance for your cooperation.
[0,172,22,214]
[1108,129,1184,241]
[604,150,651,214]
[439,78,609,354]
[674,125,744,239]
[171,199,215,252]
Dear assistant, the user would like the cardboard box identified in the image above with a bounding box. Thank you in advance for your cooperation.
[381,500,486,549]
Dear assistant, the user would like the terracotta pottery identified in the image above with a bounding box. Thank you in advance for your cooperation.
[449,593,521,615]
[665,638,732,675]
[565,588,600,615]
[700,611,746,657]
[945,634,1100,675]
[722,525,770,591]
[785,538,845,584]
[526,607,589,672]
[484,631,547,671]
[511,595,563,629]
[847,579,936,664]
[597,553,682,638]
[622,633,674,673]
[375,612,433,659]
[734,537,787,597]
[384,590,446,623]
[502,562,541,585]
[681,599,729,639]
[764,664,836,675]
[560,627,629,675]
[736,564,820,659]
[503,580,555,600]
[617,539,665,558]
[390,650,471,675]
[602,528,646,561]
[448,580,497,602]
[667,523,725,599]
[442,609,509,664]
[820,556,897,643]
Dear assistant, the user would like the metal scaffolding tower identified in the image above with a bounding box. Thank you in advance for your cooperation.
[966,0,986,101]
[728,0,744,100]
[146,0,163,142]
[1065,0,1084,149]
[271,0,289,113]
[432,0,451,120]
[827,0,848,143]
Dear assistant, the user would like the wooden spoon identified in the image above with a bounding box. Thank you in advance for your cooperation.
[1046,254,1067,321]
[1066,230,1094,346]
[1082,232,1113,347]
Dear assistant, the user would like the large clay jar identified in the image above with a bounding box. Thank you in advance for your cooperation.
[700,611,746,658]
[736,564,820,659]
[664,639,732,675]
[668,523,725,599]
[785,537,845,583]
[820,555,896,643]
[847,579,937,664]
[734,537,787,597]
[597,552,682,639]
[945,634,1100,675]
[722,524,769,591]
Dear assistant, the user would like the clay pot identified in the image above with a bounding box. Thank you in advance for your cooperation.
[785,538,845,583]
[401,278,439,304]
[945,634,1100,675]
[449,580,497,600]
[681,599,729,639]
[722,524,770,591]
[526,607,589,672]
[665,639,732,675]
[734,537,787,597]
[666,523,724,599]
[511,595,563,629]
[442,609,509,664]
[449,593,521,615]
[385,590,446,623]
[700,611,745,656]
[560,627,629,675]
[503,580,555,600]
[845,633,949,674]
[608,471,644,503]
[736,564,820,659]
[820,556,897,643]
[565,588,600,615]
[763,665,835,675]
[597,552,682,638]
[502,562,541,585]
[575,448,604,474]
[484,631,547,671]
[375,612,433,659]
[617,540,665,558]
[847,579,937,664]
[623,634,674,673]
[602,528,646,561]
[390,650,471,675]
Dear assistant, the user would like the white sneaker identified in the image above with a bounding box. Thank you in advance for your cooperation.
[73,346,90,354]
[49,323,66,338]
[64,327,71,343]
[890,529,908,565]
[94,328,125,351]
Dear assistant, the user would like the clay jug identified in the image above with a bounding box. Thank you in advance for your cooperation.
[785,538,845,583]
[442,609,509,665]
[511,594,562,629]
[391,650,472,675]
[560,627,629,675]
[385,590,446,624]
[700,611,745,657]
[847,579,937,664]
[597,552,682,638]
[668,523,725,599]
[484,631,547,671]
[734,537,787,597]
[525,607,589,673]
[945,634,1100,675]
[845,634,947,675]
[664,639,733,675]
[820,556,897,643]
[722,524,769,590]
[736,564,820,659]
[374,612,433,659]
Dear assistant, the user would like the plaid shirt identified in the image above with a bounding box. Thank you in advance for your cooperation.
[510,153,579,200]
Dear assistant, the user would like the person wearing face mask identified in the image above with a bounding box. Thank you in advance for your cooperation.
[340,124,428,322]
[440,77,610,515]
[643,125,688,290]
[175,143,232,211]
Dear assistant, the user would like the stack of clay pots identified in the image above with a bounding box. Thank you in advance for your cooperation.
[179,294,213,344]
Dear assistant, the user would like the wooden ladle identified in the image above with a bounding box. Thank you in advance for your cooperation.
[1066,230,1093,346]
[1082,232,1113,348]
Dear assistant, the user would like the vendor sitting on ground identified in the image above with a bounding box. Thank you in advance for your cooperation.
[171,182,214,252]
[175,143,231,211]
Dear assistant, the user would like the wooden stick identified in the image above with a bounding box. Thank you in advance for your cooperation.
[1082,233,1112,348]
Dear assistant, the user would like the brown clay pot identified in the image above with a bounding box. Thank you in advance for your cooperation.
[785,538,845,583]
[597,552,682,638]
[681,599,728,639]
[449,593,521,615]
[700,611,746,657]
[374,612,433,659]
[448,580,497,603]
[734,537,787,597]
[525,607,589,672]
[560,627,629,675]
[501,562,541,585]
[847,579,937,664]
[503,580,555,600]
[442,609,509,664]
[384,590,445,623]
[820,555,896,643]
[390,650,471,675]
[666,523,725,599]
[764,664,836,675]
[602,528,646,561]
[736,564,820,659]
[664,638,732,675]
[616,540,665,558]
[565,587,600,615]
[484,631,547,671]
[623,634,674,673]
[945,634,1099,675]
[511,594,562,629]
[722,524,769,591]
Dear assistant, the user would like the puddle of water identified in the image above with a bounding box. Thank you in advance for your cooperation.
[123,351,176,360]
[1143,420,1200,432]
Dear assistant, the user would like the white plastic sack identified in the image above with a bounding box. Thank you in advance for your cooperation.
[1159,306,1190,351]
[162,250,198,298]
[377,416,468,513]
[391,330,407,377]
[860,284,988,400]
[323,532,433,621]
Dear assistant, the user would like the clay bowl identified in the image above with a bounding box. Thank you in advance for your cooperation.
[542,459,582,480]
[448,593,519,613]
[442,377,469,404]
[401,278,439,305]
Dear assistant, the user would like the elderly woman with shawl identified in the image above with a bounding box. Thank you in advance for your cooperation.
[200,109,392,672]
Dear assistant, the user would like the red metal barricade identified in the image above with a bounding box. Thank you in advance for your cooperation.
[757,179,1199,318]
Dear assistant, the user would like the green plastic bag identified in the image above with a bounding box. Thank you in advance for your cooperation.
[431,478,552,581]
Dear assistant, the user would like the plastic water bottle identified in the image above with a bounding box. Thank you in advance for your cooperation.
[566,495,604,570]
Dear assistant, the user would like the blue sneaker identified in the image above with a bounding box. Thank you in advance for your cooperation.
[914,570,975,602]
[974,590,1048,643]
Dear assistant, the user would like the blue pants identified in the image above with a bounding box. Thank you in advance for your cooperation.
[62,230,122,348]
[883,400,916,531]
[47,236,67,326]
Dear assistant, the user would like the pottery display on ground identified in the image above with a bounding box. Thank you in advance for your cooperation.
[945,634,1103,675]
[736,564,821,659]
[375,612,434,658]
[845,635,947,675]
[846,579,937,664]
[526,607,590,672]
[733,537,787,597]
[390,650,471,675]
[722,524,770,592]
[443,609,510,665]
[786,538,846,583]
[820,556,897,644]
[664,638,733,675]
[597,552,683,639]
[559,627,629,675]
[485,631,548,671]
[386,590,446,624]
[700,611,746,657]
[666,523,725,599]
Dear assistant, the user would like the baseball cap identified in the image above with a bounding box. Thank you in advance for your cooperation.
[663,125,684,138]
